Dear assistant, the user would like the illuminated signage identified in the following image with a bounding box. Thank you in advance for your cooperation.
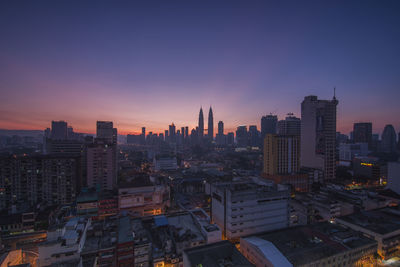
[361,163,373,167]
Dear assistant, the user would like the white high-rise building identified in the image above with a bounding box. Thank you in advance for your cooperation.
[301,95,338,181]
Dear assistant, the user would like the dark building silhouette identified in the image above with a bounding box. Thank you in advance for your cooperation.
[51,120,68,140]
[198,107,204,138]
[208,107,214,140]
[261,115,277,141]
[236,126,248,147]
[382,124,397,153]
[353,122,372,149]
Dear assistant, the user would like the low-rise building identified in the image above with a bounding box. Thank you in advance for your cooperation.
[336,207,400,259]
[240,222,377,267]
[118,176,170,217]
[183,240,254,267]
[38,217,91,266]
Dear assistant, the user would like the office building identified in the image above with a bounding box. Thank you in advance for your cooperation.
[208,106,214,140]
[236,126,248,147]
[353,122,372,148]
[277,114,301,136]
[339,143,369,162]
[263,134,300,175]
[227,132,234,146]
[169,123,176,143]
[261,115,277,141]
[382,124,397,153]
[263,134,308,192]
[301,95,338,181]
[248,125,260,147]
[211,181,289,241]
[216,121,226,146]
[198,107,204,138]
[51,120,68,140]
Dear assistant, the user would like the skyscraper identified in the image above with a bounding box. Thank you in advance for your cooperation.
[263,134,308,192]
[248,125,260,147]
[208,107,214,140]
[185,127,189,139]
[96,121,116,144]
[169,123,176,143]
[198,107,204,138]
[353,122,372,149]
[301,95,338,181]
[216,121,226,146]
[382,124,397,153]
[51,120,68,140]
[218,121,224,135]
[236,126,248,147]
[277,114,301,136]
[87,141,117,191]
[261,115,277,141]
[264,134,300,175]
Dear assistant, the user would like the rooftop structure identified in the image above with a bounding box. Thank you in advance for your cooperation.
[183,240,254,267]
[241,222,376,267]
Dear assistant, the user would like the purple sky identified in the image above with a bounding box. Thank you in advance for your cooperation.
[0,1,399,135]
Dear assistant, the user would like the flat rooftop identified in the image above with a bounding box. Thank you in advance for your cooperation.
[337,207,400,235]
[184,240,254,267]
[254,222,376,266]
[118,217,133,244]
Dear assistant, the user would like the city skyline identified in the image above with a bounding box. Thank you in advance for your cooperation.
[1,1,400,135]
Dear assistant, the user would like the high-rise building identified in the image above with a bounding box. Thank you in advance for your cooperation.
[236,126,248,147]
[208,107,214,140]
[185,127,189,139]
[218,121,224,135]
[227,132,234,146]
[198,107,204,138]
[263,134,308,192]
[301,95,338,181]
[211,181,289,241]
[87,141,117,191]
[353,122,372,149]
[263,134,300,175]
[169,123,176,143]
[261,115,277,141]
[96,121,116,144]
[277,114,301,136]
[164,130,169,142]
[216,121,226,146]
[0,154,79,211]
[382,124,397,153]
[51,121,68,140]
[248,125,260,147]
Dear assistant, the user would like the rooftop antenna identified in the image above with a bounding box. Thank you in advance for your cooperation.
[333,87,336,100]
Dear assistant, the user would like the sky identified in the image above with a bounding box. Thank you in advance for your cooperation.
[0,1,399,135]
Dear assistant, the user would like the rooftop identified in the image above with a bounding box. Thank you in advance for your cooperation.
[118,216,133,244]
[337,207,400,235]
[253,222,376,266]
[184,240,254,267]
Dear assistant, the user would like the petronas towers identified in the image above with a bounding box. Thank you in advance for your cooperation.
[198,106,213,140]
